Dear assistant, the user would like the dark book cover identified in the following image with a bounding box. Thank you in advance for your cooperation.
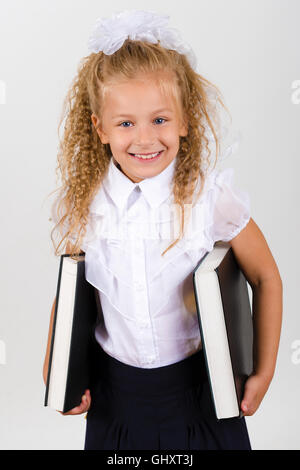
[217,247,253,411]
[193,244,253,420]
[44,254,100,413]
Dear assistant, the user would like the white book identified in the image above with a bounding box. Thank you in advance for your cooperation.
[44,254,99,413]
[193,242,253,420]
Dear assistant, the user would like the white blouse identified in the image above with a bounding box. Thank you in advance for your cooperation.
[78,156,251,368]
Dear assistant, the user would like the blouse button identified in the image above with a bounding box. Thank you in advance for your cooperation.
[147,356,155,363]
[107,239,121,246]
[135,281,145,291]
[144,355,155,364]
[139,319,150,328]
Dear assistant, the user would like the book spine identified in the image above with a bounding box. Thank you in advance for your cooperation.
[192,271,221,422]
[44,254,69,407]
[62,260,81,413]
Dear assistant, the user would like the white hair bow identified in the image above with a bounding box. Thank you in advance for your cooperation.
[87,9,198,71]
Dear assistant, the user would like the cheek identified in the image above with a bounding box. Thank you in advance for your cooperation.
[159,127,180,145]
[111,132,131,149]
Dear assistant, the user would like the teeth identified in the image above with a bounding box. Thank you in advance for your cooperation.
[132,151,161,159]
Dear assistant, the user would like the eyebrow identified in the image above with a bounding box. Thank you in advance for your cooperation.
[112,108,173,119]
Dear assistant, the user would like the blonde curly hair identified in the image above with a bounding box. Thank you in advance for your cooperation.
[49,39,229,257]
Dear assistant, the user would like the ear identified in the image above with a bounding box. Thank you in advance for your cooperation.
[179,120,188,137]
[179,113,188,137]
[91,113,109,144]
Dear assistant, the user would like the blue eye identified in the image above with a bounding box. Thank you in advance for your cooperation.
[154,118,166,124]
[119,118,166,127]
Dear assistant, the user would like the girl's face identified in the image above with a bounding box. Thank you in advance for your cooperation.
[91,74,188,183]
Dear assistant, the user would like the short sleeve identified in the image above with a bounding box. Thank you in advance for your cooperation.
[210,167,251,242]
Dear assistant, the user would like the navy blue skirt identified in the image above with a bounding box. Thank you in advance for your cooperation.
[84,345,251,450]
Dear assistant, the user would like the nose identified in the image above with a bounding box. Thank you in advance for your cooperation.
[134,124,156,147]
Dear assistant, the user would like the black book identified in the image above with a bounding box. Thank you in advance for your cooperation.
[44,254,100,413]
[193,242,253,420]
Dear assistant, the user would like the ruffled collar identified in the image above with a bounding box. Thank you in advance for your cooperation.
[102,156,176,211]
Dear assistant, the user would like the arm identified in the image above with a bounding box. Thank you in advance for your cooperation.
[228,217,283,415]
[43,296,56,385]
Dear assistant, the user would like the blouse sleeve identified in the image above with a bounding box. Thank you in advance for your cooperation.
[210,167,251,243]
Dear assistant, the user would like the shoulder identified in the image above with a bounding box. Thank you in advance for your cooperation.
[65,241,85,255]
[203,166,250,204]
[206,166,235,188]
[192,166,233,204]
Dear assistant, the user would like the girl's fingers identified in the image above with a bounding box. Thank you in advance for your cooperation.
[59,389,91,415]
[82,389,92,410]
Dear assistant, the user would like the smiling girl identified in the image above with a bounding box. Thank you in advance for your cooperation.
[43,10,282,450]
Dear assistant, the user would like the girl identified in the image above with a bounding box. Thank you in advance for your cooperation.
[43,10,283,450]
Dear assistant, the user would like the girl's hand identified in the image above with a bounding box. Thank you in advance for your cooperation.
[240,373,272,416]
[58,389,91,416]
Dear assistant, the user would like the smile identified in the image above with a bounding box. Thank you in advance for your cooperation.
[128,150,164,161]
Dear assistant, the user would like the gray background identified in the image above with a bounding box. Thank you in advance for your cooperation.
[0,0,299,450]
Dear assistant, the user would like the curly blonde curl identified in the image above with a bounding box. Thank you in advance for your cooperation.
[48,39,230,258]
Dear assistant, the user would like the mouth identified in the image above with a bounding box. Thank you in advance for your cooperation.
[128,150,164,162]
